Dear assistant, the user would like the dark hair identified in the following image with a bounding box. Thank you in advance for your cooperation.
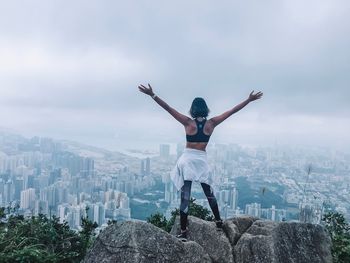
[189,97,210,118]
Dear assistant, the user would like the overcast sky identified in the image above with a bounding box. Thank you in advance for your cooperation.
[0,0,349,151]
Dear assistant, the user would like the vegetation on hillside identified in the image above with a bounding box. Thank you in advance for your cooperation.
[322,211,350,263]
[0,205,98,263]
[0,201,349,262]
[147,197,213,232]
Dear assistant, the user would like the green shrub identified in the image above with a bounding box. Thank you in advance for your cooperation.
[322,211,350,263]
[147,197,213,232]
[0,206,97,263]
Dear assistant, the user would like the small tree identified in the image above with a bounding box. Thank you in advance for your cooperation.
[322,211,350,263]
[79,207,98,259]
[147,198,214,232]
[0,205,98,262]
[146,212,168,231]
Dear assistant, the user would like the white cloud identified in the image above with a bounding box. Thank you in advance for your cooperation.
[0,41,148,79]
[0,0,349,150]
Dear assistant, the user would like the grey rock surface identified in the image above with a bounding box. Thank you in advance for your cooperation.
[227,215,260,234]
[234,219,333,263]
[171,215,234,263]
[83,215,332,263]
[223,215,260,246]
[83,220,212,263]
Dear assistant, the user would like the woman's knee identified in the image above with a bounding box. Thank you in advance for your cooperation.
[201,183,214,197]
[180,198,190,213]
[180,184,191,214]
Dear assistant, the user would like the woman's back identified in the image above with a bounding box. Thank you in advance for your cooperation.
[185,117,215,152]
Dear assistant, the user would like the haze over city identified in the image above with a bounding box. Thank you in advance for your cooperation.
[1,2,350,261]
[0,0,349,152]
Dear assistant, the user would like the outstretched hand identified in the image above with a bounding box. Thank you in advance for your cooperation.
[138,83,155,96]
[248,90,263,102]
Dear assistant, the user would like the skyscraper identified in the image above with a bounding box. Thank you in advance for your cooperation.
[145,157,151,175]
[140,157,151,176]
[20,188,36,209]
[176,143,185,159]
[140,159,145,175]
[245,202,261,217]
[160,144,170,158]
[230,187,238,210]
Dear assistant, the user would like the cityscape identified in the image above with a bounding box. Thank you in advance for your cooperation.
[1,130,349,233]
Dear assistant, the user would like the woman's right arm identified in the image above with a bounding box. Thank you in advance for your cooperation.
[138,83,191,126]
[209,91,263,127]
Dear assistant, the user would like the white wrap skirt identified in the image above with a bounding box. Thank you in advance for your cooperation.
[170,148,213,191]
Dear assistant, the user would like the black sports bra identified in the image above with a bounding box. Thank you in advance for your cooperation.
[186,118,211,143]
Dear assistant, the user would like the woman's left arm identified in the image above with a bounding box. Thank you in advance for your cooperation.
[138,83,191,126]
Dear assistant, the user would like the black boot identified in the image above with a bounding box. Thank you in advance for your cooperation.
[215,219,223,230]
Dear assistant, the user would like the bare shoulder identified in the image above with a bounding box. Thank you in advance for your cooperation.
[206,118,216,128]
[184,118,195,128]
[204,118,215,134]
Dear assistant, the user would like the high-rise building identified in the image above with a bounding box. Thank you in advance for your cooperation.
[299,202,323,224]
[230,187,238,210]
[23,174,35,189]
[71,207,81,229]
[20,188,36,209]
[81,157,94,177]
[40,137,54,153]
[58,204,69,223]
[34,200,48,215]
[125,181,134,196]
[140,157,151,176]
[160,144,170,158]
[4,180,15,204]
[14,177,23,200]
[40,185,58,208]
[176,143,185,159]
[93,202,105,225]
[245,202,261,217]
[268,205,276,221]
[49,169,61,185]
[164,172,178,203]
[145,157,151,176]
[140,159,145,175]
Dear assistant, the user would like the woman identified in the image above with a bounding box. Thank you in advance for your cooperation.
[138,83,263,241]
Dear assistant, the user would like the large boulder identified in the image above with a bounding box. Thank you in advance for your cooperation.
[234,220,333,263]
[170,215,234,263]
[83,220,212,263]
[83,215,332,263]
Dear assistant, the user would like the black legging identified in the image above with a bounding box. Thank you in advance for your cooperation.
[180,180,221,231]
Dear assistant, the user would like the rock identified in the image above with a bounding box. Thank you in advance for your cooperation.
[234,220,333,263]
[235,233,274,263]
[83,220,212,263]
[83,215,332,263]
[272,222,333,263]
[222,220,241,246]
[227,215,260,234]
[223,215,260,246]
[170,215,234,263]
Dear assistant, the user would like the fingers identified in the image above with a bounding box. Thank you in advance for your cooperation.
[255,92,263,100]
[138,84,149,91]
[138,85,148,94]
[138,84,152,90]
